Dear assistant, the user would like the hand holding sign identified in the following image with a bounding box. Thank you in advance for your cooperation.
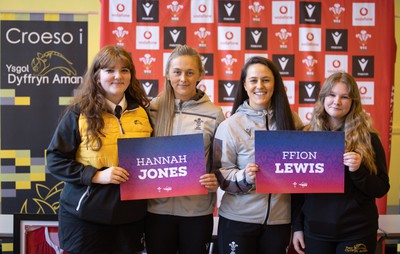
[199,173,218,192]
[343,152,362,172]
[92,166,130,185]
[244,162,259,184]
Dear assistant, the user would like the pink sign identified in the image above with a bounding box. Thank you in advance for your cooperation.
[118,134,208,200]
[255,131,345,193]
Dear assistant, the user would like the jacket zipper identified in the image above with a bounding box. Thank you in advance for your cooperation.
[116,108,138,134]
[76,186,90,211]
[117,118,125,134]
[176,102,183,136]
[171,102,184,215]
[264,113,271,224]
[264,194,272,225]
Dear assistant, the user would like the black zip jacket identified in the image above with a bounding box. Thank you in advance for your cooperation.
[292,133,390,241]
[46,93,152,224]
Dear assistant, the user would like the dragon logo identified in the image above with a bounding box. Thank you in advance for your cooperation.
[344,243,368,253]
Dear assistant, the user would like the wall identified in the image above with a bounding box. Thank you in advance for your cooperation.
[389,0,400,211]
[1,0,399,209]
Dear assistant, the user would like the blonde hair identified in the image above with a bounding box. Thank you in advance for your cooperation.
[154,45,205,137]
[308,72,379,174]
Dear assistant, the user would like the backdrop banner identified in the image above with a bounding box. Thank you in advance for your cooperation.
[100,0,395,213]
[0,13,88,214]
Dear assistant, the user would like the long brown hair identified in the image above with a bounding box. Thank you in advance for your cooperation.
[308,72,378,174]
[69,45,149,150]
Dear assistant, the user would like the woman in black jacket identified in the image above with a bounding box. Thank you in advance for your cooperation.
[46,46,152,254]
[292,72,390,254]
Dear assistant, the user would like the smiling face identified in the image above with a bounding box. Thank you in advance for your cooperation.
[99,61,131,105]
[324,81,352,128]
[167,55,202,101]
[244,63,275,110]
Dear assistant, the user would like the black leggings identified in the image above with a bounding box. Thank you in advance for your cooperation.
[145,212,213,254]
[304,234,377,254]
[217,216,291,254]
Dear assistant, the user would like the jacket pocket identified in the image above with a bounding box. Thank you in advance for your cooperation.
[63,183,147,225]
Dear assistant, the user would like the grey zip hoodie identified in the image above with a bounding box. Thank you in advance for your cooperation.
[148,90,225,217]
[214,101,303,225]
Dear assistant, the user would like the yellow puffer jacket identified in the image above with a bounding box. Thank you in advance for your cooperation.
[77,106,152,168]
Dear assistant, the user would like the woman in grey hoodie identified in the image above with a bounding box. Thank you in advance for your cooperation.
[214,56,303,254]
[145,45,225,254]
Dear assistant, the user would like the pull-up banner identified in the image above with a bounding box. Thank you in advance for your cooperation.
[0,14,88,214]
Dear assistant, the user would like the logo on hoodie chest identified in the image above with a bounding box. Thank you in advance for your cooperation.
[194,118,204,130]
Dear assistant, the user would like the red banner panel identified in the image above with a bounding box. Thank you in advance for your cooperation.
[100,0,395,213]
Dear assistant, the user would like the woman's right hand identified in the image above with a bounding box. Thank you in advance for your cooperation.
[244,162,259,184]
[292,230,306,254]
[92,166,130,184]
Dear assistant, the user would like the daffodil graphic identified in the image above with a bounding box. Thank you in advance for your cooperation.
[20,182,64,214]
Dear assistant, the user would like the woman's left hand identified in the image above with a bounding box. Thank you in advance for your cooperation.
[344,152,362,172]
[92,166,129,184]
[200,173,219,192]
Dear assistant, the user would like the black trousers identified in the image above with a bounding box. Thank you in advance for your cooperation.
[304,234,377,254]
[145,212,213,254]
[59,206,145,254]
[217,216,291,254]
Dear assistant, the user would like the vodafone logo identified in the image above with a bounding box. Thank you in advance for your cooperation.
[306,112,313,121]
[144,31,152,39]
[198,4,207,13]
[280,6,288,14]
[356,82,374,105]
[116,4,125,12]
[332,60,341,68]
[359,86,367,95]
[306,32,314,41]
[360,8,368,16]
[109,1,131,22]
[352,3,374,27]
[225,31,234,40]
[197,83,207,92]
[218,27,240,50]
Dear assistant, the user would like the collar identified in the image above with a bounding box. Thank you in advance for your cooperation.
[175,89,205,103]
[106,94,127,112]
[243,100,273,116]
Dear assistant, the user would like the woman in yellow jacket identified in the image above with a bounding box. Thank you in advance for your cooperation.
[46,45,152,254]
